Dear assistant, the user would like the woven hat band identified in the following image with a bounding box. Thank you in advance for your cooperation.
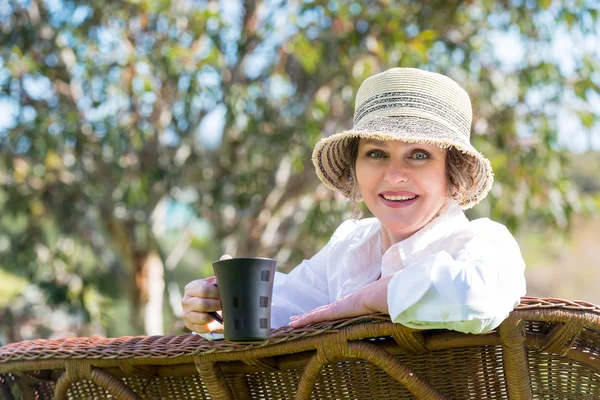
[352,116,472,148]
[355,68,472,117]
[354,91,471,138]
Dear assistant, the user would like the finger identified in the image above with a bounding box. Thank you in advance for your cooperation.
[185,312,225,332]
[289,304,332,327]
[220,254,233,261]
[205,276,217,285]
[182,297,222,314]
[184,310,216,326]
[183,279,220,299]
[185,321,210,334]
[290,298,364,327]
[207,319,224,332]
[186,319,224,334]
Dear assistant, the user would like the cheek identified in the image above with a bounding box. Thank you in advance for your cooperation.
[354,161,368,190]
[421,164,448,196]
[433,168,449,197]
[355,162,380,192]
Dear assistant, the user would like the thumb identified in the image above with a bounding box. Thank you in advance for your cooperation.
[220,254,233,261]
[207,318,224,332]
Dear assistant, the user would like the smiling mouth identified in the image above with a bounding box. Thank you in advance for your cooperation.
[380,194,418,202]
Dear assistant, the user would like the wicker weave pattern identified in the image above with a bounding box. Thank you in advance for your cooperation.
[1,297,600,399]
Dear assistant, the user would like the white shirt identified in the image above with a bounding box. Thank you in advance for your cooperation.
[270,202,526,334]
[198,202,526,340]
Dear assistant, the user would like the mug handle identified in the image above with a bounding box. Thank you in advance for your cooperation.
[208,283,223,324]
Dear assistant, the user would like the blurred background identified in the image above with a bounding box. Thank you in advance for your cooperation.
[0,0,599,343]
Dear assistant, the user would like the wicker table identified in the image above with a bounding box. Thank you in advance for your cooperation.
[1,297,600,399]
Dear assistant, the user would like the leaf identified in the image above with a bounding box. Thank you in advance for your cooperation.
[539,0,552,8]
[573,80,590,100]
[45,151,62,170]
[563,10,577,28]
[418,29,438,42]
[576,111,596,128]
[288,35,322,74]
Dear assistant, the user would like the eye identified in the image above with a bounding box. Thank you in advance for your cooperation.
[366,149,387,159]
[411,151,430,160]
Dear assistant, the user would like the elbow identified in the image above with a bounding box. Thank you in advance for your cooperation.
[446,297,520,334]
[391,295,520,334]
[446,313,509,334]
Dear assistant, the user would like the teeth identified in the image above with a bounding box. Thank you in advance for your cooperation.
[382,194,416,201]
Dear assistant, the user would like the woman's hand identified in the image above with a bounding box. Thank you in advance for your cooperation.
[289,274,392,327]
[181,255,231,333]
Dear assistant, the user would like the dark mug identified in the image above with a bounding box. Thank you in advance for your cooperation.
[208,257,277,342]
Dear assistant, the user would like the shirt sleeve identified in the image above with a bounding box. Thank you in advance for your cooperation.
[387,220,526,334]
[270,220,358,329]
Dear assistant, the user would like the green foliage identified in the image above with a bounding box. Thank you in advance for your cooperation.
[0,269,27,308]
[1,0,599,339]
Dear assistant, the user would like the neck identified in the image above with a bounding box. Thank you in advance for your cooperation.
[379,201,453,251]
[381,226,414,251]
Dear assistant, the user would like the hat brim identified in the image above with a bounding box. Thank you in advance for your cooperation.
[311,116,494,209]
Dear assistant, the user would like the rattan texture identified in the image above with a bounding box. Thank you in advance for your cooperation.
[1,296,599,399]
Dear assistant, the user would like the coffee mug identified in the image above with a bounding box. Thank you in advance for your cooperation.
[208,257,277,342]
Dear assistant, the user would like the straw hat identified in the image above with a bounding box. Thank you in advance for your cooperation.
[311,68,493,209]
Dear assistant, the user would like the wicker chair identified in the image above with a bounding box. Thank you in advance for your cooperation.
[1,296,599,399]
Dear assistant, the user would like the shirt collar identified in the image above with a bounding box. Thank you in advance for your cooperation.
[380,201,469,276]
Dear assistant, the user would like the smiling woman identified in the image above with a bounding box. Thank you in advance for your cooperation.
[182,68,526,338]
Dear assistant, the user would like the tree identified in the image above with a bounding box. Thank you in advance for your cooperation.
[1,0,598,338]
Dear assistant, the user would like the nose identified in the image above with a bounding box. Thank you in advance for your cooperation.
[383,160,409,184]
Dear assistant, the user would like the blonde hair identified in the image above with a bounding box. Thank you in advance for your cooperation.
[338,137,486,214]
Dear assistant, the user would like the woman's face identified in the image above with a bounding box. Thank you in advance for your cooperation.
[355,138,448,242]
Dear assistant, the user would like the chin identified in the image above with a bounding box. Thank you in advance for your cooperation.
[380,219,423,236]
[379,210,437,231]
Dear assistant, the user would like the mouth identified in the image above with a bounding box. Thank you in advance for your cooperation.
[379,194,418,202]
[378,192,419,208]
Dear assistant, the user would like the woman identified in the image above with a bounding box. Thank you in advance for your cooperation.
[182,68,526,338]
